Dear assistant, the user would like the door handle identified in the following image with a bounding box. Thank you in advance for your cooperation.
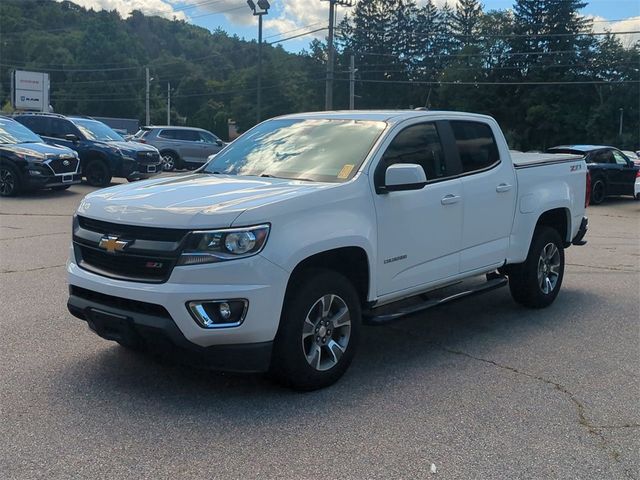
[441,194,461,205]
[496,183,513,193]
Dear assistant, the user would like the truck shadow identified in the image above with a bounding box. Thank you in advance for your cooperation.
[52,286,597,427]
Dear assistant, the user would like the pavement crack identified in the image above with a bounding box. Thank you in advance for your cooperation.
[436,346,636,479]
[0,232,67,241]
[1,264,66,274]
[567,263,638,273]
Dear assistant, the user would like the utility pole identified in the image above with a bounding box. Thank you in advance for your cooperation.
[619,108,623,137]
[247,0,270,124]
[323,0,354,111]
[145,67,150,126]
[167,82,171,125]
[349,54,356,110]
[325,0,336,110]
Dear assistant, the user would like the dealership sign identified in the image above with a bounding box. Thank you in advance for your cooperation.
[11,70,50,111]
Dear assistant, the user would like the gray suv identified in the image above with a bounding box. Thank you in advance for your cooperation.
[132,126,226,171]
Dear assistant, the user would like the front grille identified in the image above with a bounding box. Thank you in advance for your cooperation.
[78,216,188,242]
[70,285,171,318]
[74,216,189,282]
[47,156,79,174]
[76,244,175,283]
[137,151,161,165]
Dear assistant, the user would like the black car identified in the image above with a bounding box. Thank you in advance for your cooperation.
[546,145,640,204]
[14,113,162,187]
[0,116,81,197]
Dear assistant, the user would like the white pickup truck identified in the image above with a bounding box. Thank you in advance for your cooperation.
[67,110,589,390]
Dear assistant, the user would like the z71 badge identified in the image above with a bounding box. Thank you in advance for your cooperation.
[570,164,582,172]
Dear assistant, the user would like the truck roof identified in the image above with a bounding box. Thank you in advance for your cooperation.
[277,110,495,124]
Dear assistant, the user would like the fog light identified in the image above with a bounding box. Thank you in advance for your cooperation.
[187,300,247,328]
[218,302,231,320]
[28,169,43,176]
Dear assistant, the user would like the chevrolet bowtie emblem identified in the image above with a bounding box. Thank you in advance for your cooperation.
[98,235,131,254]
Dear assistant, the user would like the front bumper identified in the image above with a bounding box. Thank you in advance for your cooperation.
[67,251,289,354]
[67,288,273,372]
[25,173,82,189]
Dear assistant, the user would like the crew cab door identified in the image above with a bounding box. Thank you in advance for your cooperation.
[447,121,517,272]
[372,121,463,296]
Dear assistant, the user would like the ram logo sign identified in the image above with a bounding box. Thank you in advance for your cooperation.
[11,70,50,112]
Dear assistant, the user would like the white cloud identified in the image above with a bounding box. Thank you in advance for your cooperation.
[59,0,188,20]
[589,15,640,47]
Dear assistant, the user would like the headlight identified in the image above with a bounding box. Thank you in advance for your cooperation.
[177,224,270,265]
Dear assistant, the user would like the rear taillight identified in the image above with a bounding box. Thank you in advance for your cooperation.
[636,169,640,178]
[585,170,591,208]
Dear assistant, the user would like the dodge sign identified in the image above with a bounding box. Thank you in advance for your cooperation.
[12,70,50,111]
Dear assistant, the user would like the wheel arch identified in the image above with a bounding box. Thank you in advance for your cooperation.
[286,246,371,306]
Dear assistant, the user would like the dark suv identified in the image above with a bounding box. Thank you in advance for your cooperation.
[14,114,162,187]
[0,116,81,196]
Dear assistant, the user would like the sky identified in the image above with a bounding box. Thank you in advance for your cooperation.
[60,0,640,52]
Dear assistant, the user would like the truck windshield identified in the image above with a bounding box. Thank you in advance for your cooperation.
[0,119,43,144]
[73,119,124,142]
[203,118,387,183]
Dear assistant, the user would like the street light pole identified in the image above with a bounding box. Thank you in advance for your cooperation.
[145,67,150,126]
[619,108,624,138]
[167,82,171,126]
[247,0,270,124]
[323,0,354,111]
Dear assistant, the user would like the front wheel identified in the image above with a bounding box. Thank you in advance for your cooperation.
[508,226,565,309]
[270,269,361,391]
[161,151,179,171]
[0,164,22,197]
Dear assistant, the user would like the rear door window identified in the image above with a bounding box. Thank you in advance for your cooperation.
[592,151,614,164]
[175,130,201,142]
[612,150,629,165]
[16,116,48,136]
[450,121,500,173]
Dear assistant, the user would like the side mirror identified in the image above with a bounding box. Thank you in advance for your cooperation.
[216,139,223,147]
[64,134,79,143]
[381,163,427,193]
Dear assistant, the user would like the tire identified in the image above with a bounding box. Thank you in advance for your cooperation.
[161,151,180,171]
[508,226,565,309]
[590,177,606,205]
[51,185,70,191]
[270,269,361,391]
[0,163,22,197]
[84,160,112,187]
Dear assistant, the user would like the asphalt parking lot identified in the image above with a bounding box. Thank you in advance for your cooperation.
[1,179,638,480]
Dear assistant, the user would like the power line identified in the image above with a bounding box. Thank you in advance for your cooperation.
[264,22,325,40]
[335,78,638,86]
[336,27,640,39]
[267,27,328,44]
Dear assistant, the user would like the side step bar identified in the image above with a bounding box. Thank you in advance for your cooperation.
[363,275,508,326]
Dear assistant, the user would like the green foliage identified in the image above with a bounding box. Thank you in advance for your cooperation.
[0,0,637,148]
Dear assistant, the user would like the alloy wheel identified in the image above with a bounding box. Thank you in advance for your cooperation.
[0,167,16,196]
[537,242,561,294]
[162,154,175,171]
[301,294,351,371]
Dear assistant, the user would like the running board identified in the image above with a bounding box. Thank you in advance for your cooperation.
[363,275,508,325]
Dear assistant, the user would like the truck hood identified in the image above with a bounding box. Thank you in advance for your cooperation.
[98,140,159,154]
[77,173,335,229]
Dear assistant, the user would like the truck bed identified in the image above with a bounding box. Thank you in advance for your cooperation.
[511,152,583,168]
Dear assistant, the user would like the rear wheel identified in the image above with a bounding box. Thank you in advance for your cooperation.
[84,160,111,187]
[270,269,361,391]
[0,164,21,197]
[590,177,606,204]
[508,226,565,309]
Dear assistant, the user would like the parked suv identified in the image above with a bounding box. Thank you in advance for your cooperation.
[14,114,162,187]
[0,116,81,196]
[132,126,226,171]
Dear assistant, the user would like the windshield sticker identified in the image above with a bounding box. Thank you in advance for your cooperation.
[337,164,355,179]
